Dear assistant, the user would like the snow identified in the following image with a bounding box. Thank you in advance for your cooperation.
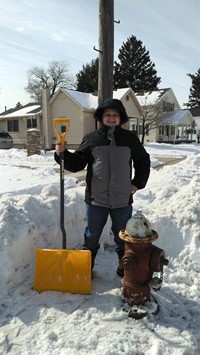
[159,110,193,126]
[64,90,98,109]
[0,142,200,355]
[63,88,138,110]
[0,105,41,118]
[136,90,167,106]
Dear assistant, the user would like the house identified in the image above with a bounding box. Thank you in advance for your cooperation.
[1,86,195,149]
[158,110,195,143]
[43,87,142,149]
[0,88,142,149]
[135,88,194,143]
[0,104,42,148]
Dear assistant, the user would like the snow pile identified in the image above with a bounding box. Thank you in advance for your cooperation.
[0,144,200,354]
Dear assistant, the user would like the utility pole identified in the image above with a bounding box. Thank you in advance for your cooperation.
[98,0,114,104]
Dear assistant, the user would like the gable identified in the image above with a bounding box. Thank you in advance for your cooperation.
[136,88,181,110]
[49,88,97,111]
[113,88,142,116]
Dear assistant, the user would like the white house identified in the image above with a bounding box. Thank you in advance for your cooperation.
[135,88,194,143]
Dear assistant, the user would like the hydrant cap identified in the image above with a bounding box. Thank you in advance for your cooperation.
[125,212,152,237]
[119,212,158,243]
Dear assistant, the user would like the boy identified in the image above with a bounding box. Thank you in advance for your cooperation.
[55,98,150,276]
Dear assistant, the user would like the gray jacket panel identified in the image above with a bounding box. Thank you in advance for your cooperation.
[91,141,132,208]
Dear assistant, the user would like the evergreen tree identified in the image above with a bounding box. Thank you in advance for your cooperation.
[76,58,98,93]
[185,68,200,108]
[113,35,161,92]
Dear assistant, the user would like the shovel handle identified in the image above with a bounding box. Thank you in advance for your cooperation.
[53,118,70,145]
[53,118,70,249]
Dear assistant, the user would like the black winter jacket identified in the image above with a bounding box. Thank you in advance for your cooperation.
[54,126,150,208]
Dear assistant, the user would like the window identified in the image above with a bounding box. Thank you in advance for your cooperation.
[171,126,175,135]
[159,126,165,135]
[139,125,143,135]
[163,101,174,112]
[7,120,19,132]
[145,124,149,135]
[27,118,37,129]
[133,124,149,136]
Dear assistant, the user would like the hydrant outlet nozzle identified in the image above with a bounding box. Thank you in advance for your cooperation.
[122,254,137,269]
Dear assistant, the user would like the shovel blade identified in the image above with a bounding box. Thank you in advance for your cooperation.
[33,249,92,294]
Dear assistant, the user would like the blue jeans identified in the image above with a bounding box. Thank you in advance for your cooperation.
[83,204,132,258]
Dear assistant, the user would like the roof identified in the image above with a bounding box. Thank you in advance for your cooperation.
[63,89,98,109]
[62,88,141,113]
[113,88,131,100]
[159,110,193,126]
[135,88,170,106]
[0,104,42,118]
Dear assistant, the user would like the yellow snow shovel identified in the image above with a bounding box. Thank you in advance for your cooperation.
[33,118,92,294]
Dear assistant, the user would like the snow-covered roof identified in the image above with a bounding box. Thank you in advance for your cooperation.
[0,104,41,118]
[136,88,169,106]
[160,110,193,126]
[64,90,98,109]
[113,88,130,100]
[64,88,137,110]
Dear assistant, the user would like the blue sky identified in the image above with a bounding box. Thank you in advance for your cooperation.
[0,0,199,112]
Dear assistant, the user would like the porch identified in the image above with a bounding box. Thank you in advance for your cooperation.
[158,110,195,144]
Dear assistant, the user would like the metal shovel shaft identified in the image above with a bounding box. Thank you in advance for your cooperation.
[60,151,66,249]
[53,118,70,249]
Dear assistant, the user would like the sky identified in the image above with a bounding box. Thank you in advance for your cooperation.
[0,0,199,112]
[0,142,200,354]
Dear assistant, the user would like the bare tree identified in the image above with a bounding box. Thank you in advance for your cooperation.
[25,61,75,102]
[136,95,165,144]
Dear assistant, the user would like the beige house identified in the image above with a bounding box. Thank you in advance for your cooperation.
[43,87,142,149]
[135,88,194,143]
[0,87,195,149]
[0,88,142,149]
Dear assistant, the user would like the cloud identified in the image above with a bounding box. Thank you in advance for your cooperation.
[14,24,42,33]
[50,32,68,42]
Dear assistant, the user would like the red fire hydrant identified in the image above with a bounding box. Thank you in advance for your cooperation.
[119,212,168,318]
